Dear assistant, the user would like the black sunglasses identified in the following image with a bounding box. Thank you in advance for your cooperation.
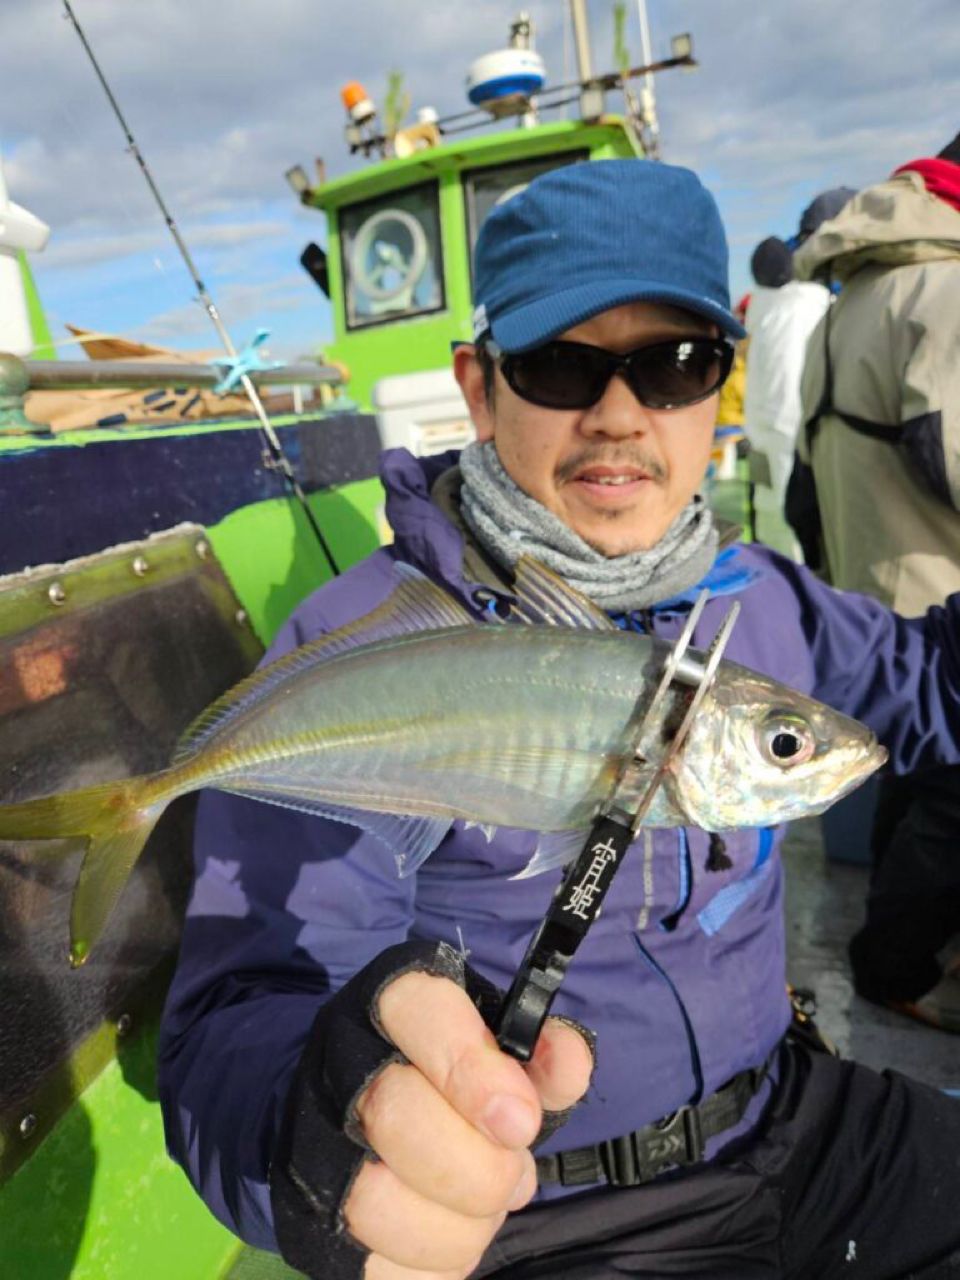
[485,336,734,411]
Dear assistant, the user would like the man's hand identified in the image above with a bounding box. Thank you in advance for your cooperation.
[346,971,594,1280]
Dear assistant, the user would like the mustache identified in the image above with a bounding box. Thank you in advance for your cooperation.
[555,447,667,486]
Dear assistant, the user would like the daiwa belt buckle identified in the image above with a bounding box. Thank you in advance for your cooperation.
[495,592,740,1062]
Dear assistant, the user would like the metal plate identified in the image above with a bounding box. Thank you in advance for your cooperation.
[0,525,263,1178]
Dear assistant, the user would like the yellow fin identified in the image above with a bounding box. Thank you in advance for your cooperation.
[0,776,169,966]
[69,804,167,966]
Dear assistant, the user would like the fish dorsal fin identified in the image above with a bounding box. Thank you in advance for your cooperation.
[172,563,476,765]
[509,555,616,630]
[386,562,479,631]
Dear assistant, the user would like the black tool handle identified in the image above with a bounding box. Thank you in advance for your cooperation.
[495,815,634,1061]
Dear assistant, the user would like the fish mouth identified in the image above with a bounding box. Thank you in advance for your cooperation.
[863,740,888,776]
[830,740,888,806]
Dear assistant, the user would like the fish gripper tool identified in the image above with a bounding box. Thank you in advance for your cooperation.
[495,591,740,1063]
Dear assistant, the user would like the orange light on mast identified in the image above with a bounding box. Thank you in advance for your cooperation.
[340,82,376,126]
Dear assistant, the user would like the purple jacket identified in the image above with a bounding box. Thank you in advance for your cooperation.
[158,448,960,1248]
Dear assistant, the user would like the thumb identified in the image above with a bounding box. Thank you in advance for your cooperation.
[524,1015,595,1113]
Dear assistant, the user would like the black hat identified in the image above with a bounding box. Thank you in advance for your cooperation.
[937,131,960,165]
[750,237,794,289]
[798,187,857,240]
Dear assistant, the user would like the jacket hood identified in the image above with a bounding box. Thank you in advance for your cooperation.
[380,447,476,594]
[793,169,960,284]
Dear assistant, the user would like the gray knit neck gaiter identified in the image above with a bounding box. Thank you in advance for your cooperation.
[458,441,718,612]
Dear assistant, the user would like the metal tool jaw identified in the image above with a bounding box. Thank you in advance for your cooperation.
[495,591,741,1062]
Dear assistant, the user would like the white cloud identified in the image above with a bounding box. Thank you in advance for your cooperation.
[41,219,290,269]
[4,0,958,345]
[131,273,309,342]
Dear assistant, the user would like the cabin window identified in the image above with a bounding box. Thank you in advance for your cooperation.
[462,151,589,273]
[340,181,445,329]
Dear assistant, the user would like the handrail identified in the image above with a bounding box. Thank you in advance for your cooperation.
[19,358,345,393]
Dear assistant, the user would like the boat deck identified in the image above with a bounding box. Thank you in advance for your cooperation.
[783,816,959,1090]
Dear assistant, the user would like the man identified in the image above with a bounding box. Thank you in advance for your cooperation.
[742,234,826,557]
[159,161,960,1280]
[793,134,960,1033]
[792,186,858,251]
[743,186,857,559]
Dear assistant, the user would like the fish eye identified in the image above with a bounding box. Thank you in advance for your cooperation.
[757,713,816,768]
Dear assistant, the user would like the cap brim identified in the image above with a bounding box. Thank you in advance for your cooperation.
[489,279,746,351]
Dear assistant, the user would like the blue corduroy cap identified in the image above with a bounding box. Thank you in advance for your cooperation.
[472,159,745,353]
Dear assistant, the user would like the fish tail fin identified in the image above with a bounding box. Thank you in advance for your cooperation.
[0,775,169,967]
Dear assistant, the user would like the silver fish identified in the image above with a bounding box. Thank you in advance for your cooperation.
[0,558,886,964]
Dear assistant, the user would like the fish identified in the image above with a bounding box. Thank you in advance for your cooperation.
[0,557,886,966]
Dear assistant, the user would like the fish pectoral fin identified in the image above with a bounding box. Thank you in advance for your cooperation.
[464,820,498,843]
[509,556,617,630]
[512,828,594,879]
[382,813,454,876]
[222,785,453,878]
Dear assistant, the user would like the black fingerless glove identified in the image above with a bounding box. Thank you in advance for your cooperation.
[270,941,488,1279]
[269,939,594,1280]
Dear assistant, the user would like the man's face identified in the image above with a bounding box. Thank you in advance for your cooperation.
[455,301,719,556]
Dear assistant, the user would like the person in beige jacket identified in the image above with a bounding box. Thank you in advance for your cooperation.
[793,131,960,1033]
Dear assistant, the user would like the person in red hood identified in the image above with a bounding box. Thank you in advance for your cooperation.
[895,130,960,213]
[793,130,960,1035]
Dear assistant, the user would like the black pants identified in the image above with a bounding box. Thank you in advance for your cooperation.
[476,1041,960,1279]
[849,766,960,1002]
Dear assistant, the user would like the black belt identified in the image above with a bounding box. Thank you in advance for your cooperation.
[535,1064,768,1189]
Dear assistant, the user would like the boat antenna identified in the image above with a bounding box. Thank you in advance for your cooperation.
[61,0,341,577]
[635,0,662,158]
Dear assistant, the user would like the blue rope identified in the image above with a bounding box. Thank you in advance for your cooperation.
[210,328,284,396]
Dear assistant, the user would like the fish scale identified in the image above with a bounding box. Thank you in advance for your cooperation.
[196,628,650,831]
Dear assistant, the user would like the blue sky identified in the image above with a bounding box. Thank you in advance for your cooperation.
[3,0,958,362]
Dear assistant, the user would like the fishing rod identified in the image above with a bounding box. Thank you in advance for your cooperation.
[61,0,341,577]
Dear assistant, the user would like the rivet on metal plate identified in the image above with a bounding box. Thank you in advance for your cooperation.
[47,582,66,607]
[19,1114,37,1139]
[132,556,149,576]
